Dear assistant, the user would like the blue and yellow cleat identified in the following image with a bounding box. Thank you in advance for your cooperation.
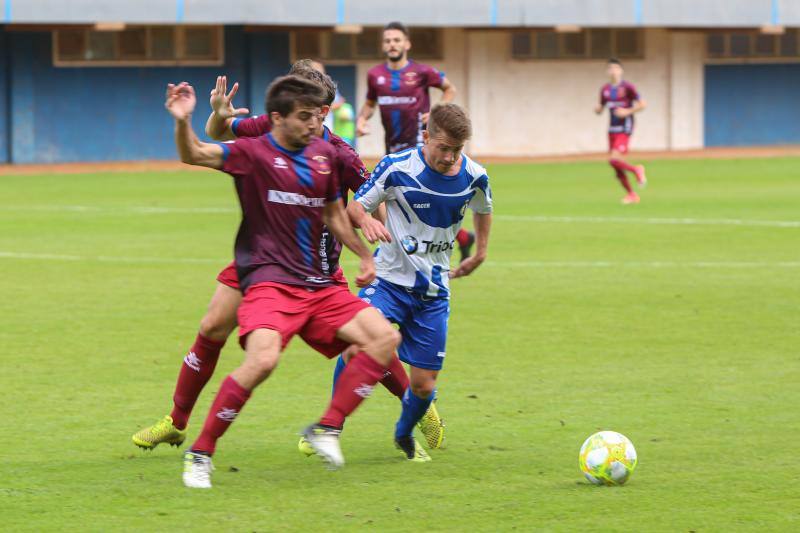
[395,435,431,462]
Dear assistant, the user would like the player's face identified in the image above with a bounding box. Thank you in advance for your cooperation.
[423,130,464,174]
[607,63,623,83]
[383,30,410,62]
[273,104,322,148]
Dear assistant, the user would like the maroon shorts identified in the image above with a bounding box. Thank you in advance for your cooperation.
[237,282,369,356]
[608,133,631,154]
[216,261,240,289]
[216,262,348,291]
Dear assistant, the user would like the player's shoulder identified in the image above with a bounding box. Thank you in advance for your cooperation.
[463,154,488,180]
[622,80,638,91]
[377,147,422,175]
[308,135,337,157]
[367,64,386,77]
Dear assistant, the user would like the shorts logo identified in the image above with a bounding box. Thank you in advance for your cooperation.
[216,407,239,422]
[274,156,289,169]
[354,383,374,398]
[401,235,419,255]
[313,155,331,175]
[184,351,202,372]
[437,352,446,358]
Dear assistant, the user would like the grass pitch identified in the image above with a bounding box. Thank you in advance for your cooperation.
[1,157,799,531]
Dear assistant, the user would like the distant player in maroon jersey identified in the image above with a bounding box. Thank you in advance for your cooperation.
[131,62,409,459]
[357,21,473,258]
[595,58,648,204]
[163,76,400,488]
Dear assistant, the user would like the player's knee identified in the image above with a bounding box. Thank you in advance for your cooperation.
[199,313,234,342]
[250,351,280,378]
[410,380,435,399]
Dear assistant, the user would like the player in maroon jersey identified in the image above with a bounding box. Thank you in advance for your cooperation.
[356,21,474,259]
[131,62,408,458]
[163,76,400,488]
[595,58,648,204]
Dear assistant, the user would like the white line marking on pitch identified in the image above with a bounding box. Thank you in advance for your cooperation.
[496,215,800,228]
[1,206,798,228]
[1,251,798,269]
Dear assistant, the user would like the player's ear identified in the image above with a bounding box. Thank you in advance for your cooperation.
[320,105,331,119]
[269,111,283,128]
[422,129,429,144]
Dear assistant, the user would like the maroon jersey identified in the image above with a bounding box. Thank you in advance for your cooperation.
[366,60,444,154]
[231,114,272,138]
[221,134,342,292]
[231,116,369,274]
[599,81,641,135]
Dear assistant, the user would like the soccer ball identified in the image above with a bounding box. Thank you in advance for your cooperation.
[579,431,637,485]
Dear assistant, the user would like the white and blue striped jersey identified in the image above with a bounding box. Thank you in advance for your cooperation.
[354,147,492,298]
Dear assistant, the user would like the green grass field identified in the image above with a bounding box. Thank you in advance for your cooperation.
[2,157,799,531]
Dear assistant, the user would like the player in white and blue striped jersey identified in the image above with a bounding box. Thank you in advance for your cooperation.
[341,103,493,460]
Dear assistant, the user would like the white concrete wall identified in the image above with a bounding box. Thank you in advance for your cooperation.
[351,28,705,158]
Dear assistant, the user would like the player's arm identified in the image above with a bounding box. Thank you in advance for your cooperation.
[439,76,457,103]
[614,98,647,118]
[356,99,377,137]
[166,82,225,169]
[205,75,250,141]
[323,200,376,287]
[371,203,388,225]
[451,213,491,279]
[347,200,392,243]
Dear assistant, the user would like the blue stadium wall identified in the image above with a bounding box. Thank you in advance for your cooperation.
[0,27,296,163]
[705,64,800,147]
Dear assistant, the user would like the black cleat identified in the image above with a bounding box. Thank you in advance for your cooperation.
[394,435,431,462]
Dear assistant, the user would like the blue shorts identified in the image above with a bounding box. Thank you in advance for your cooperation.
[359,278,449,371]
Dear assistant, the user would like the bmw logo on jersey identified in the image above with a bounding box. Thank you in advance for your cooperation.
[401,235,419,255]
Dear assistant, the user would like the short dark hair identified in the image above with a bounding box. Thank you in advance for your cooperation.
[428,103,472,143]
[288,59,337,106]
[265,75,327,117]
[608,57,623,67]
[384,21,409,37]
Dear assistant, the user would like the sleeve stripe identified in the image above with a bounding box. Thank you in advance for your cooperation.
[219,142,231,162]
[231,118,242,137]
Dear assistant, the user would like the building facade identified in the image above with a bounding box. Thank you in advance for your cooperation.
[1,0,799,162]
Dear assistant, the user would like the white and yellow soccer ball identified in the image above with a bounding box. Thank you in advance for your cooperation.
[579,431,637,485]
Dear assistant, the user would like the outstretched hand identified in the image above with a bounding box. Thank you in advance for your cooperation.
[165,82,197,121]
[209,75,250,119]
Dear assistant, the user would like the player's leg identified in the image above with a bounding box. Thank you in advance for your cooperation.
[393,297,450,460]
[184,327,282,488]
[332,280,409,399]
[608,134,645,203]
[132,279,240,450]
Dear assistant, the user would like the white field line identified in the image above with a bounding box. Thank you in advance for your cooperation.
[0,251,798,269]
[1,205,798,229]
[496,214,800,228]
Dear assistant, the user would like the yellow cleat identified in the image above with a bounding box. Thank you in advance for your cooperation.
[132,415,187,450]
[417,400,445,449]
[298,436,315,457]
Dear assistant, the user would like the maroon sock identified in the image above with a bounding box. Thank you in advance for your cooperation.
[456,228,471,247]
[610,158,638,174]
[609,160,633,193]
[379,355,409,399]
[191,375,251,455]
[320,352,387,428]
[170,333,225,430]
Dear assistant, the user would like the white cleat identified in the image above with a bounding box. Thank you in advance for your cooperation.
[183,450,214,489]
[302,424,345,470]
